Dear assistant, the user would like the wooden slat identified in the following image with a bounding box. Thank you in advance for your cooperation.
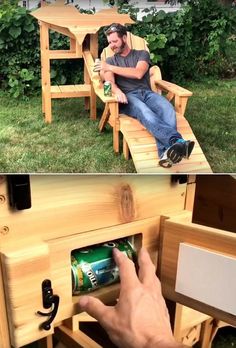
[135,156,210,170]
[155,80,193,97]
[31,6,134,36]
[0,176,186,248]
[140,166,212,174]
[48,23,74,39]
[101,32,148,61]
[50,84,91,98]
[50,86,61,93]
[132,152,207,163]
[0,262,10,348]
[138,161,212,174]
[49,50,79,59]
[119,115,212,173]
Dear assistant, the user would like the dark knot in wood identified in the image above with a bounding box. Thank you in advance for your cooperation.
[119,184,135,222]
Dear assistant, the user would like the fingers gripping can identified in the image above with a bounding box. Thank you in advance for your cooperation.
[71,239,136,294]
[104,81,112,97]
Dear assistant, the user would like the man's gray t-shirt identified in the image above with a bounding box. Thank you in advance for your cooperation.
[106,49,151,94]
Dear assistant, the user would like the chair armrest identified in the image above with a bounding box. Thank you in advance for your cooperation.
[155,80,193,97]
[94,85,118,103]
[82,50,118,103]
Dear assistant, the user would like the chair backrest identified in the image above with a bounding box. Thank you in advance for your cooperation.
[101,32,149,60]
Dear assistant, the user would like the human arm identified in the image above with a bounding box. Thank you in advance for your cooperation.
[78,247,186,348]
[101,69,128,104]
[95,59,149,80]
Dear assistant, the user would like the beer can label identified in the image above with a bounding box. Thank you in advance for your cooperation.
[104,81,112,97]
[71,239,136,294]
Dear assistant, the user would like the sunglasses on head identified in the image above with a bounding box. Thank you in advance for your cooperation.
[105,24,127,36]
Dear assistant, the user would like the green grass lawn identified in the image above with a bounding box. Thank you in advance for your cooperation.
[0,78,235,173]
[185,78,236,173]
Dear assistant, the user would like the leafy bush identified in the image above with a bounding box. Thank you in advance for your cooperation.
[130,0,236,82]
[0,3,84,98]
[0,1,235,97]
[0,3,40,98]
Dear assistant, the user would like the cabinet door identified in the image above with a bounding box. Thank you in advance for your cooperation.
[160,212,236,326]
[1,216,160,348]
[1,243,52,347]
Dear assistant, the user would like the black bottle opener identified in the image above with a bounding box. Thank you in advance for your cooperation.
[37,279,60,331]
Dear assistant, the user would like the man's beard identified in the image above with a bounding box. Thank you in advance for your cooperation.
[114,40,126,54]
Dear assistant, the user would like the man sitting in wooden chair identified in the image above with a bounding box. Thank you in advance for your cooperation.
[94,23,195,168]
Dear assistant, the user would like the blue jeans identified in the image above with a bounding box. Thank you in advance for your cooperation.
[119,89,182,157]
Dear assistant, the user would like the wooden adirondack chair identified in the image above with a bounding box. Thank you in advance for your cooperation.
[94,32,212,173]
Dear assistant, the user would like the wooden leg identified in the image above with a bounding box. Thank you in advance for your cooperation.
[113,127,119,154]
[199,320,232,348]
[84,65,90,111]
[99,103,110,132]
[44,92,52,124]
[89,33,98,120]
[42,91,45,114]
[89,85,97,120]
[109,102,119,153]
[175,95,188,116]
[199,318,215,348]
[84,97,90,111]
[173,304,211,346]
[38,335,53,348]
[40,22,52,123]
[123,137,130,160]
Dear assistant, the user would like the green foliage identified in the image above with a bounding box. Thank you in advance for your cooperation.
[0,1,236,97]
[117,1,139,21]
[0,3,40,98]
[130,0,236,82]
[98,2,139,54]
[0,3,84,98]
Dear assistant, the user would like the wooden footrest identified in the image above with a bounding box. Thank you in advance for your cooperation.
[119,114,212,173]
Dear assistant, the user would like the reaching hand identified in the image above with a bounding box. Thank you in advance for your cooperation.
[93,60,109,72]
[115,90,128,104]
[78,247,183,348]
[93,59,102,72]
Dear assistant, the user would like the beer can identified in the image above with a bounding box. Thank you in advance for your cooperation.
[104,81,112,97]
[93,58,101,72]
[71,239,136,294]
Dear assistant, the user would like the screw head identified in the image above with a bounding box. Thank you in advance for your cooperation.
[0,226,9,235]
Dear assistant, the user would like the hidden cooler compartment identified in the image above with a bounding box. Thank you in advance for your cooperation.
[1,216,159,348]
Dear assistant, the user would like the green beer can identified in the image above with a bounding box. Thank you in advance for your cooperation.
[103,81,112,97]
[71,239,136,294]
